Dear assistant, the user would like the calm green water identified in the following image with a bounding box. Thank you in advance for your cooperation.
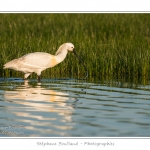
[0,78,150,137]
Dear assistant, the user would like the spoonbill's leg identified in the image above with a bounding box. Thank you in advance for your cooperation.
[24,73,31,80]
[37,71,42,82]
[38,75,41,82]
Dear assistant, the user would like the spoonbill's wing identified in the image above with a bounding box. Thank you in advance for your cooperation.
[19,52,54,69]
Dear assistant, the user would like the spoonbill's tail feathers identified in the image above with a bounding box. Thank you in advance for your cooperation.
[4,58,20,70]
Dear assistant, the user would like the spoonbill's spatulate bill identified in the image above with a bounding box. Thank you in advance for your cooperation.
[4,42,87,82]
[73,50,88,79]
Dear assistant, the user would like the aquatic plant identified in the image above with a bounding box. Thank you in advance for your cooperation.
[1,14,150,82]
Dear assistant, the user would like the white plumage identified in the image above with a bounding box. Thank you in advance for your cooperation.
[4,43,75,82]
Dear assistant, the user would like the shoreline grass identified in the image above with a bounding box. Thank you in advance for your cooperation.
[1,14,150,83]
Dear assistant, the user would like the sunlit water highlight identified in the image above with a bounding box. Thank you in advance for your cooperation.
[0,78,150,137]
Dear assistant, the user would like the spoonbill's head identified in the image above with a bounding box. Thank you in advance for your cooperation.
[64,42,88,79]
[65,43,74,52]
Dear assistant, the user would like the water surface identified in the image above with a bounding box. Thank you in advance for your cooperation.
[0,78,150,137]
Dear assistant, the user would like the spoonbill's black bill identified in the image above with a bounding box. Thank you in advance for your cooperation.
[73,50,88,79]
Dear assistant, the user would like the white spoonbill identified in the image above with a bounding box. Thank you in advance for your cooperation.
[4,42,87,82]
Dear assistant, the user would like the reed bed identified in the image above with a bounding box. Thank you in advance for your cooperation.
[1,13,150,83]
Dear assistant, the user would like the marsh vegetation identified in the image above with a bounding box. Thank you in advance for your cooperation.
[1,14,150,84]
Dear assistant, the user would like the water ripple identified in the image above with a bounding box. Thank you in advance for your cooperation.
[0,78,150,137]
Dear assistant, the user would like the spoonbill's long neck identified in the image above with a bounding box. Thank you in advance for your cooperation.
[55,47,68,63]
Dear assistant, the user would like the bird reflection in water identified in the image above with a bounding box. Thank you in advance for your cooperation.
[4,80,78,133]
